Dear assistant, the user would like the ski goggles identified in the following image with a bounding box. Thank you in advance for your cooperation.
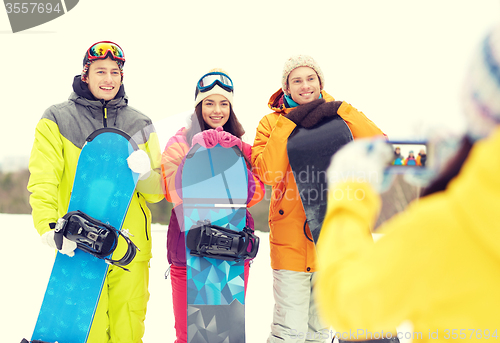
[196,72,233,93]
[86,41,125,62]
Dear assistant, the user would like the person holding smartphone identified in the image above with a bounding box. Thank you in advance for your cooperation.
[316,26,500,342]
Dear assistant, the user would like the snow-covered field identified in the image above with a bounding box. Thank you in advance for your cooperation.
[2,213,411,343]
[2,213,274,342]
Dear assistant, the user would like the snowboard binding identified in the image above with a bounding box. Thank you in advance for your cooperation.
[53,210,138,271]
[186,220,259,262]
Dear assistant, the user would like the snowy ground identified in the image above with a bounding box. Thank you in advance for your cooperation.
[2,213,411,343]
[1,213,273,342]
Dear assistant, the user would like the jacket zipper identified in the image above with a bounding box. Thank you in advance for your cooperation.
[103,107,108,127]
[137,193,149,240]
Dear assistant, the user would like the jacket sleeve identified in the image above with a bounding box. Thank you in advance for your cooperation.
[337,102,386,139]
[242,142,265,208]
[135,128,164,203]
[315,180,459,336]
[316,181,405,335]
[27,116,65,235]
[161,132,190,205]
[251,114,297,186]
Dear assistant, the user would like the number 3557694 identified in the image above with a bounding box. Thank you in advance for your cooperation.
[5,3,62,14]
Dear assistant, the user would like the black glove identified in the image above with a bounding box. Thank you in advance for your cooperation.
[285,99,325,125]
[300,100,343,128]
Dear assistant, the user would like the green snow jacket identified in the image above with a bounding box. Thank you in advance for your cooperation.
[28,76,163,261]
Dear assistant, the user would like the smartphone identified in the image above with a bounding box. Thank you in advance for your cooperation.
[385,141,429,173]
[375,141,429,229]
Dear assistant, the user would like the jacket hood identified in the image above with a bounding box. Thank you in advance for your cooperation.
[71,75,126,103]
[69,75,129,125]
[267,88,334,114]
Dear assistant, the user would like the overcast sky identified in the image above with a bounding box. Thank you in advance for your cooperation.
[1,0,499,161]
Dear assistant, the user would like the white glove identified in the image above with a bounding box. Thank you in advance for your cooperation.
[41,230,77,257]
[327,138,394,193]
[127,149,151,180]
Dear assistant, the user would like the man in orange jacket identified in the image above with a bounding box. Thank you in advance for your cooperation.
[252,55,386,342]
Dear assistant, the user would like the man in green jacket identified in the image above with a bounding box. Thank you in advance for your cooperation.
[27,41,163,342]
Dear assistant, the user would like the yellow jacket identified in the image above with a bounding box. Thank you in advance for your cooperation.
[252,89,385,272]
[28,91,163,261]
[316,127,500,341]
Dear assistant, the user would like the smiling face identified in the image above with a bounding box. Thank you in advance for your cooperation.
[286,66,321,105]
[201,94,230,129]
[85,58,121,100]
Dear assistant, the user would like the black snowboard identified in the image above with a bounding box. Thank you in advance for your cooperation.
[287,115,353,243]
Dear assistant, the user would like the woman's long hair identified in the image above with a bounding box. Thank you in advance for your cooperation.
[421,136,474,197]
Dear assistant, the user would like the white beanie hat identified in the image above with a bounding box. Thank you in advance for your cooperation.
[194,68,234,107]
[281,55,325,95]
[462,25,500,140]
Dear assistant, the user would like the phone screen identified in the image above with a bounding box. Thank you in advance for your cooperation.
[387,141,428,171]
[375,141,429,229]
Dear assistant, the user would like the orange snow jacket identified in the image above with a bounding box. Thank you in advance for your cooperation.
[251,89,385,272]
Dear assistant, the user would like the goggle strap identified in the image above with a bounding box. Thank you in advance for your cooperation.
[196,80,233,95]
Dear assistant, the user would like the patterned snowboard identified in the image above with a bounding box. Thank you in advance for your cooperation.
[287,115,353,244]
[26,128,139,343]
[182,143,248,343]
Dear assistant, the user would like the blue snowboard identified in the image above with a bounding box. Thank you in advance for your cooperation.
[28,128,139,343]
[182,144,248,343]
[287,115,353,244]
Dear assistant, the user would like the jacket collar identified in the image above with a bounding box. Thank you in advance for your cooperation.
[267,88,334,114]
